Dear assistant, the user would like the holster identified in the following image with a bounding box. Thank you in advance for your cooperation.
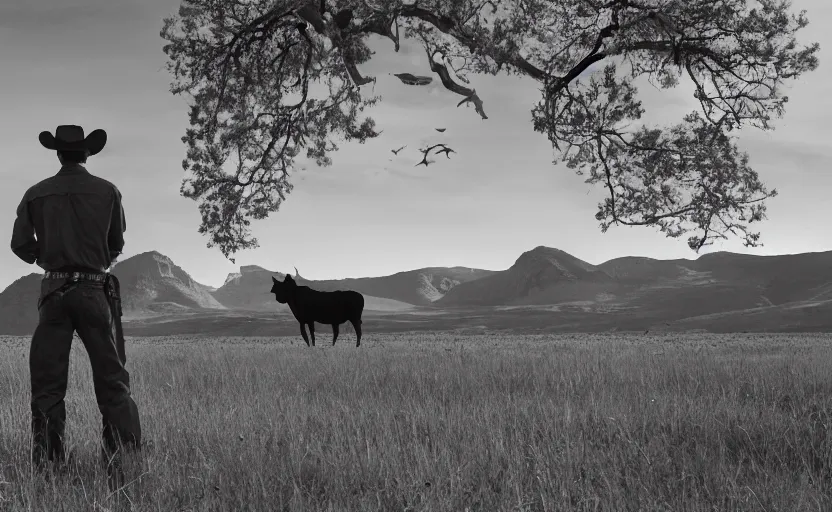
[104,273,126,364]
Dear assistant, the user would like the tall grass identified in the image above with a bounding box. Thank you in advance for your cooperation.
[1,332,831,511]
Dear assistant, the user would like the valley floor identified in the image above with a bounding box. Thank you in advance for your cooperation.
[1,332,832,510]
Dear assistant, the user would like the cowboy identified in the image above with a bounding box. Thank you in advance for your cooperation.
[10,125,141,488]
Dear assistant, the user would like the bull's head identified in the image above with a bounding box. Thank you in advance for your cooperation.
[270,273,297,304]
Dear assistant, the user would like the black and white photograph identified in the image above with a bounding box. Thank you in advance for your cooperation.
[0,0,829,509]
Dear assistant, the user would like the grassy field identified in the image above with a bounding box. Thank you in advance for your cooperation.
[1,332,832,511]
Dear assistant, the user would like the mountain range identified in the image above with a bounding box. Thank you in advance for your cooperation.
[2,246,832,335]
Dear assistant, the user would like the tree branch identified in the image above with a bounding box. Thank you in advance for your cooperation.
[162,0,817,258]
[424,46,488,119]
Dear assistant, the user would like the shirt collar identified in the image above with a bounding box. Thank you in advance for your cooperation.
[57,163,89,175]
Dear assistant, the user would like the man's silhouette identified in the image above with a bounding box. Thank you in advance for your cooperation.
[10,125,141,490]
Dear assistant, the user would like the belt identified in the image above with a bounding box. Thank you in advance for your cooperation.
[43,271,107,282]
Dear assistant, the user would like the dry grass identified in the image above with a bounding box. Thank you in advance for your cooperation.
[1,332,832,511]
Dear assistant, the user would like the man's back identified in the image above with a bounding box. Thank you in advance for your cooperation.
[11,163,126,272]
[17,125,141,495]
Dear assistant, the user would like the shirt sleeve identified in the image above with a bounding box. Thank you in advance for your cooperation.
[107,186,126,259]
[10,192,39,265]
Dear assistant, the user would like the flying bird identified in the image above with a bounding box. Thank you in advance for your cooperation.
[434,145,455,158]
[392,73,433,86]
[415,156,434,167]
[435,128,446,132]
[391,145,406,155]
[416,143,455,167]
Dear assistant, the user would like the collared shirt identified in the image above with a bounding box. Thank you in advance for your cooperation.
[10,163,126,272]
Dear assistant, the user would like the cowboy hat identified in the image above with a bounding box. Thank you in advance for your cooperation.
[39,125,107,156]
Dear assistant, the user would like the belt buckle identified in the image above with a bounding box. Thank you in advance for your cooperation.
[70,272,80,282]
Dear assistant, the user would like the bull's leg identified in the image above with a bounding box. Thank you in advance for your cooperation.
[332,324,339,346]
[350,318,362,347]
[308,322,315,347]
[299,323,310,347]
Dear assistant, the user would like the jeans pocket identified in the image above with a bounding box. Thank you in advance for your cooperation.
[70,284,112,328]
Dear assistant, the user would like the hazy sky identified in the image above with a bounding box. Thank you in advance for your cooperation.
[1,0,830,290]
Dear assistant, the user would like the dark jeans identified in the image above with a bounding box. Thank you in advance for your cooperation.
[30,278,141,475]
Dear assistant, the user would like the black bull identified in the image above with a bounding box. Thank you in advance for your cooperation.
[270,274,364,347]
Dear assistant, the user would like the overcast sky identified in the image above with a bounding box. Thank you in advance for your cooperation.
[0,0,830,290]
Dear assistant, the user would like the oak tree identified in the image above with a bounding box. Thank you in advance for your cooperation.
[161,0,819,260]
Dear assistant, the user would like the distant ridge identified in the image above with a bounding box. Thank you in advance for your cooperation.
[295,267,497,306]
[4,246,832,335]
[438,246,615,307]
[112,251,225,317]
[211,264,437,312]
[0,251,225,332]
[212,265,286,312]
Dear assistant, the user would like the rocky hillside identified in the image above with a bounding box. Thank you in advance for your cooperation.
[436,246,832,330]
[212,265,282,312]
[596,250,832,320]
[111,251,225,317]
[437,246,616,307]
[307,267,496,305]
[6,247,832,335]
[211,265,495,310]
[0,251,226,332]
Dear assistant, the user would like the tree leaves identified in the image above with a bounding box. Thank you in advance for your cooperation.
[161,0,819,259]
